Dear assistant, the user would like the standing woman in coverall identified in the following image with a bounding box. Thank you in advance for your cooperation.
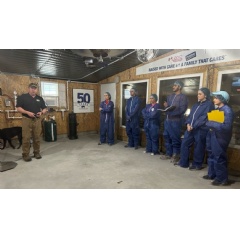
[160,80,188,163]
[176,88,215,170]
[203,91,233,186]
[98,92,114,146]
[125,88,141,149]
[142,94,161,155]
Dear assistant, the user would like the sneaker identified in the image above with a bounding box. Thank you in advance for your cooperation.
[160,154,171,160]
[202,175,214,180]
[151,153,155,156]
[23,156,32,162]
[189,165,202,171]
[34,153,42,159]
[170,154,180,163]
[124,144,129,148]
[211,179,229,186]
[98,142,102,145]
[108,143,113,146]
[134,146,138,150]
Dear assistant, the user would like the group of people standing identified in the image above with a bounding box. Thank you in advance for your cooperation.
[99,81,234,186]
[15,81,234,186]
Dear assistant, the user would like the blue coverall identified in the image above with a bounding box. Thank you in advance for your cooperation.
[125,96,141,147]
[206,105,234,183]
[99,100,114,144]
[178,100,215,168]
[163,93,188,156]
[142,103,161,154]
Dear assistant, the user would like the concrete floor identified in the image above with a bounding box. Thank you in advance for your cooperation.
[0,133,240,189]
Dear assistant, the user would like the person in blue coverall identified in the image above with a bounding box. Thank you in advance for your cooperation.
[125,88,141,149]
[160,80,188,163]
[98,92,114,146]
[175,88,215,170]
[203,91,234,186]
[142,94,161,155]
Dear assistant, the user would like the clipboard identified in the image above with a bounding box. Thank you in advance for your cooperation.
[207,110,224,123]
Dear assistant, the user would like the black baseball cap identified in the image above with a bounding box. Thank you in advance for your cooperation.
[28,83,38,88]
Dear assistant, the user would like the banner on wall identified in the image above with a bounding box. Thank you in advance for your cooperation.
[136,49,240,75]
[73,89,94,113]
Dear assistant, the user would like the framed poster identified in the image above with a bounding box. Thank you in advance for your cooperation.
[73,89,94,113]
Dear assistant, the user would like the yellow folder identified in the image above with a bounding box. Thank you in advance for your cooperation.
[207,110,224,123]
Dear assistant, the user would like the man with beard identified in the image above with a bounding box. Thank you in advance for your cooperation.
[160,80,188,163]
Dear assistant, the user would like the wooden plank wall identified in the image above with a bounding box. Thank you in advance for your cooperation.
[0,74,100,135]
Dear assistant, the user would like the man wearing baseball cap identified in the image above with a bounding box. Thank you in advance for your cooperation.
[16,82,47,162]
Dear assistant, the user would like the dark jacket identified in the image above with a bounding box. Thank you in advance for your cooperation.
[100,100,114,125]
[142,103,161,129]
[166,93,188,119]
[206,105,234,145]
[186,100,215,130]
[125,96,141,124]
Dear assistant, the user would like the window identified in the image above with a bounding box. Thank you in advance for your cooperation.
[41,81,66,108]
[218,70,240,147]
[121,80,148,127]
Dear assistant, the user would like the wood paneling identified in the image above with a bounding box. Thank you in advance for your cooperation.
[0,74,100,135]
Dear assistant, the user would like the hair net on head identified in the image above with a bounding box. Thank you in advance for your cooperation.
[173,80,184,88]
[130,87,138,95]
[211,91,230,104]
[150,94,158,102]
[199,87,210,100]
[105,92,111,100]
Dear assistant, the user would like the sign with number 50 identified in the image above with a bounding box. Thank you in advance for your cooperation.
[73,89,94,113]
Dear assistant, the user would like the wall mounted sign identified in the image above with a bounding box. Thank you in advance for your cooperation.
[73,89,94,113]
[136,49,240,75]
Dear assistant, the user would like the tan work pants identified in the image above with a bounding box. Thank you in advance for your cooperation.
[22,117,42,157]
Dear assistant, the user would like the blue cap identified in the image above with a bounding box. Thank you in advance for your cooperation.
[211,91,230,103]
